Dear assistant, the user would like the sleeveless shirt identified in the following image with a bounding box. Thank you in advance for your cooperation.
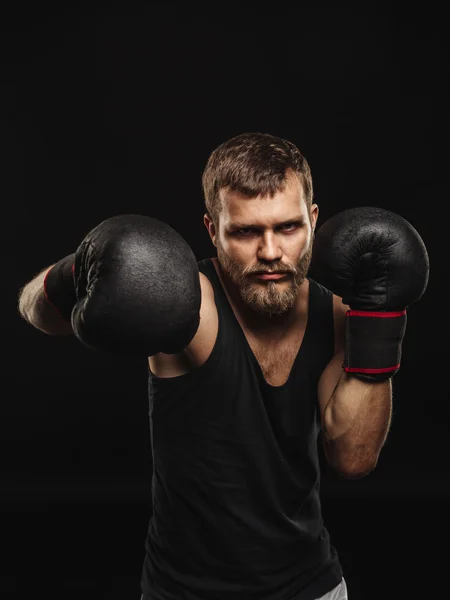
[141,257,343,599]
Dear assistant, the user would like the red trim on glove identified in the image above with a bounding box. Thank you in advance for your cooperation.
[345,364,400,374]
[347,310,406,318]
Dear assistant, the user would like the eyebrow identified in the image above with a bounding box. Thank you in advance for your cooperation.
[226,217,306,232]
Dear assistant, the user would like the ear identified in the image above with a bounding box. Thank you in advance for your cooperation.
[310,204,319,234]
[203,213,217,246]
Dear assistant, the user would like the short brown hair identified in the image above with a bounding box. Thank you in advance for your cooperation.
[202,132,313,225]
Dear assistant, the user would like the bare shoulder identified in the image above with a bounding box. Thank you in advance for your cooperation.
[332,293,349,353]
[190,271,219,357]
[148,270,219,377]
[198,270,215,300]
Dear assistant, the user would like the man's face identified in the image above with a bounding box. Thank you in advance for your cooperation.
[204,174,318,316]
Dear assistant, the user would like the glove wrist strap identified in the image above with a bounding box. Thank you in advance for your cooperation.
[344,309,407,382]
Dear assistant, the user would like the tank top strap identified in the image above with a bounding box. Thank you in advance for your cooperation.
[304,277,335,368]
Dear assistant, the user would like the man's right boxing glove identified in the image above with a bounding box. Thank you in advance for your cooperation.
[70,214,202,357]
[309,206,429,381]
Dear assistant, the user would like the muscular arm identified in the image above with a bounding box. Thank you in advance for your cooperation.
[18,266,74,336]
[317,296,392,478]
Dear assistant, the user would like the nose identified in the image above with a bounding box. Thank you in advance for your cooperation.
[257,231,283,263]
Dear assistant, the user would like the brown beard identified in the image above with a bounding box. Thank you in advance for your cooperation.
[216,238,313,316]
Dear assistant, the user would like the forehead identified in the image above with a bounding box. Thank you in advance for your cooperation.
[219,175,307,226]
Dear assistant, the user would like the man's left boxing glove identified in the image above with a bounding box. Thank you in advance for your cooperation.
[70,214,201,357]
[309,206,430,382]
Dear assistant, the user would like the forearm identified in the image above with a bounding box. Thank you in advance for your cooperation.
[18,266,74,336]
[322,373,392,478]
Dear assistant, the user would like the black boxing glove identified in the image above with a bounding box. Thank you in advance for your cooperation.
[309,206,429,382]
[43,253,76,321]
[71,214,201,357]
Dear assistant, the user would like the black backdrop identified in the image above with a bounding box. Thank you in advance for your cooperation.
[2,7,448,600]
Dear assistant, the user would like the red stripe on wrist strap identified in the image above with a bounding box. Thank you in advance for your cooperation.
[347,310,406,318]
[345,364,400,374]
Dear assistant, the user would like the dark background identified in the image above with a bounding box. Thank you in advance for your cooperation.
[2,7,448,600]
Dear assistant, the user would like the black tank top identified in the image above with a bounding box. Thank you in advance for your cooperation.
[141,258,343,600]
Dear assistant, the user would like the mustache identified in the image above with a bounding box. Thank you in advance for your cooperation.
[246,265,296,276]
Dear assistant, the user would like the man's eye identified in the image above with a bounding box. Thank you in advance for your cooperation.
[235,224,297,236]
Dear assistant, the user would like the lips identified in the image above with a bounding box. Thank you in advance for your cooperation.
[254,272,288,280]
